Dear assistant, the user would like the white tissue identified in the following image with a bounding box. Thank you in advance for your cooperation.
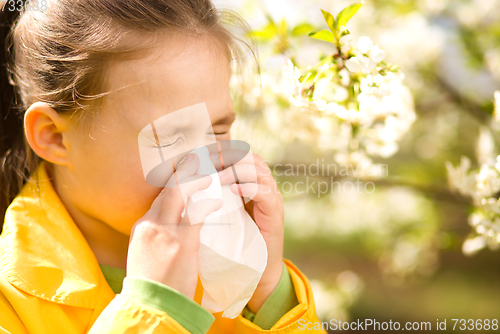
[186,146,268,318]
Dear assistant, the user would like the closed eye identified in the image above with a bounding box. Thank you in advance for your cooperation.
[157,137,181,148]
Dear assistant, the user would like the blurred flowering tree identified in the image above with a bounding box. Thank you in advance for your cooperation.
[446,91,500,255]
[285,6,415,166]
[247,3,416,171]
[219,0,500,323]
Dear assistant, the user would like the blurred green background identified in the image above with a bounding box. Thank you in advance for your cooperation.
[215,0,500,332]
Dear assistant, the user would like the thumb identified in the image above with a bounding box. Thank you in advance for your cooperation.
[182,198,224,226]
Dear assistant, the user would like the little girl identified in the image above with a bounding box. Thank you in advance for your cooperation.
[0,0,326,333]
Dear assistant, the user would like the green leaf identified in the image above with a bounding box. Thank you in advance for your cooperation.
[277,19,287,36]
[247,22,277,42]
[321,9,336,32]
[336,2,363,31]
[247,30,275,42]
[308,30,336,44]
[340,28,351,37]
[291,23,314,37]
[300,72,314,86]
[263,13,277,34]
[265,13,276,26]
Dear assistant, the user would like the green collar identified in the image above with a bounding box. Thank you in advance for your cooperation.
[99,263,126,294]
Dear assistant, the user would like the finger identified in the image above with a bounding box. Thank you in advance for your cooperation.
[181,198,223,226]
[230,183,276,202]
[165,153,200,188]
[151,174,210,208]
[208,149,256,171]
[218,163,273,186]
[230,183,282,216]
[150,175,213,224]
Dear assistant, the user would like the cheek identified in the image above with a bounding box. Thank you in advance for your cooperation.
[72,138,163,231]
[109,152,164,208]
[101,169,164,235]
[115,178,160,212]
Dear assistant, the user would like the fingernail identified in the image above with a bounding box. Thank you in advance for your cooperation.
[209,153,219,160]
[184,153,195,162]
[232,183,243,196]
[218,168,226,177]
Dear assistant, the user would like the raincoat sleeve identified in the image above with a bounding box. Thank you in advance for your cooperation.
[88,276,214,334]
[242,262,299,329]
[234,259,328,333]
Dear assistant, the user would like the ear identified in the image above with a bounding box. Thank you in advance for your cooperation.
[24,102,72,167]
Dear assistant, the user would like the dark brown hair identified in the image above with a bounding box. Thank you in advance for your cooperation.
[0,0,255,230]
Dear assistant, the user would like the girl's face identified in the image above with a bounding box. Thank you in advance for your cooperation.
[60,34,234,236]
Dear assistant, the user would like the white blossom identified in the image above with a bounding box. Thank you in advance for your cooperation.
[346,37,386,74]
[495,156,500,173]
[446,156,474,196]
[340,34,354,54]
[346,56,376,74]
[474,164,500,202]
[462,236,486,256]
[357,36,372,53]
[281,59,309,107]
[338,68,351,87]
[324,102,347,116]
[480,198,500,214]
[447,146,500,252]
[272,21,414,172]
[477,127,495,166]
[369,45,386,63]
[494,91,500,124]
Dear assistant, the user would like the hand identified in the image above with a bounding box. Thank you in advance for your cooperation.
[127,153,223,299]
[215,150,284,313]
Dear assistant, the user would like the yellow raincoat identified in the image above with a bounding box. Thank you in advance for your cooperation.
[0,161,327,333]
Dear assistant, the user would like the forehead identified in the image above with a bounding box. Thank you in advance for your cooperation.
[100,34,232,130]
